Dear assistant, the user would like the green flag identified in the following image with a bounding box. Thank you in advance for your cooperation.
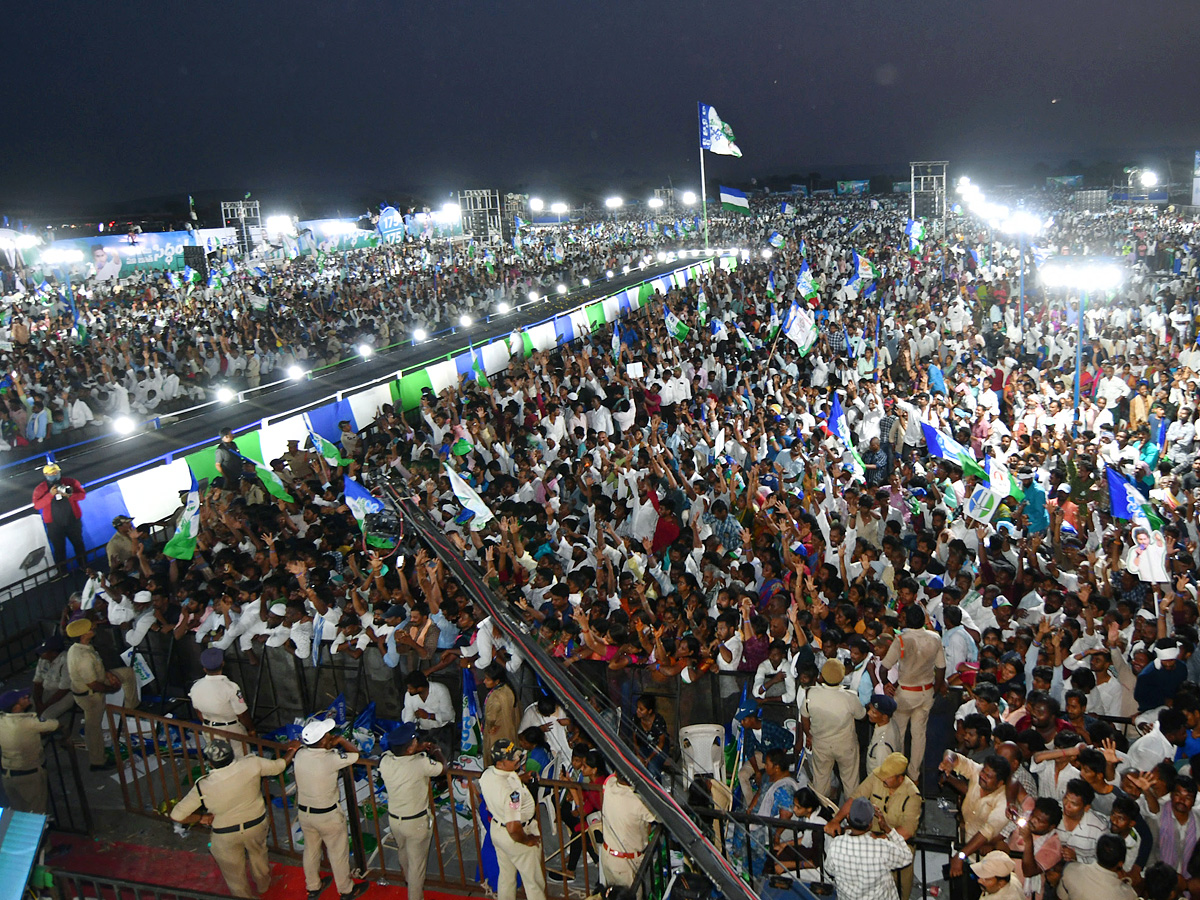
[164,477,201,560]
[255,465,294,502]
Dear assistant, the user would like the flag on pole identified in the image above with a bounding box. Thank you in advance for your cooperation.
[696,290,709,326]
[664,304,690,341]
[798,238,807,258]
[852,250,879,283]
[846,220,865,238]
[766,271,777,299]
[255,464,294,502]
[781,201,795,216]
[698,103,743,157]
[796,261,819,303]
[984,456,1025,502]
[767,302,780,340]
[444,464,495,531]
[767,231,784,249]
[828,393,865,474]
[470,345,489,388]
[734,323,754,352]
[460,668,483,758]
[784,302,819,356]
[1106,467,1164,530]
[306,419,352,468]
[922,423,988,479]
[163,474,201,560]
[719,186,751,215]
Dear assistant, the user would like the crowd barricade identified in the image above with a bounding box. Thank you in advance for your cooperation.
[106,705,617,898]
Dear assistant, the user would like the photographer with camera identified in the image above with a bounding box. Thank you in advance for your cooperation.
[32,463,87,571]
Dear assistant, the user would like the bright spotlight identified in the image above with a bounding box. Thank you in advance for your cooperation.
[622,265,630,274]
[497,302,511,314]
[528,291,539,302]
[648,197,664,209]
[556,284,567,294]
[41,248,84,265]
[550,202,568,215]
[413,329,427,342]
[606,270,614,279]
[529,198,544,212]
[358,343,373,358]
[1140,170,1159,187]
[441,202,460,217]
[740,249,750,261]
[113,416,136,435]
[265,215,294,236]
[459,315,472,328]
[581,278,590,287]
[216,387,235,403]
[682,191,698,205]
[761,249,773,260]
[605,197,623,209]
[656,251,667,262]
[287,365,306,381]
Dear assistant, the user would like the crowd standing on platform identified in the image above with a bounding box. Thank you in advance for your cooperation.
[3,194,1200,900]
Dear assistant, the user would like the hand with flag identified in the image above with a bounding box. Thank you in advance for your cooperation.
[164,473,201,560]
[699,103,742,157]
[664,304,690,342]
[306,418,353,470]
[344,477,395,548]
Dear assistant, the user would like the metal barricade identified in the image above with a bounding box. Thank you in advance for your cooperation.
[106,705,607,896]
[51,870,233,900]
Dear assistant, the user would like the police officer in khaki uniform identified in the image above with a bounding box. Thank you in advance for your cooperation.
[477,740,545,900]
[879,605,947,783]
[170,738,299,898]
[599,772,657,886]
[65,616,117,770]
[799,658,866,802]
[378,723,445,900]
[0,689,59,813]
[191,648,254,756]
[293,718,368,900]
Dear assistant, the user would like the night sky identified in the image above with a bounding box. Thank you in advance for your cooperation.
[6,0,1198,211]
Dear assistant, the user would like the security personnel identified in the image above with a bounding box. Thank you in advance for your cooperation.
[170,738,299,898]
[293,718,368,900]
[378,723,445,900]
[799,658,866,802]
[190,648,254,756]
[478,739,545,900]
[0,689,59,813]
[65,616,117,770]
[599,772,657,886]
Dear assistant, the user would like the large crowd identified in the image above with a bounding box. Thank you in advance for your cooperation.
[4,193,1200,900]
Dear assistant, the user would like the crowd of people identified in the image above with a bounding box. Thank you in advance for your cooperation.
[3,192,1200,900]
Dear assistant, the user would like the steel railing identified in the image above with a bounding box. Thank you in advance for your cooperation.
[51,870,233,900]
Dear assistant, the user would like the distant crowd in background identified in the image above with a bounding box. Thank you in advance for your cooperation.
[4,193,1200,900]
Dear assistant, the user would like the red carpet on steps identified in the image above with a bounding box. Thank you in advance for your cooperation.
[44,832,479,900]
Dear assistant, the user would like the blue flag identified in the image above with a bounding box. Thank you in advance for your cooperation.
[767,231,784,249]
[1107,467,1163,529]
[929,364,947,395]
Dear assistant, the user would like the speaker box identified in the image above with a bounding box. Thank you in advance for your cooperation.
[182,245,207,282]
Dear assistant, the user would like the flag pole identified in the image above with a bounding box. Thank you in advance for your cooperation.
[698,104,710,252]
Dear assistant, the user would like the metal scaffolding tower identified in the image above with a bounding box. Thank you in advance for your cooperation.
[910,161,949,236]
[501,193,529,244]
[221,200,260,257]
[457,189,503,244]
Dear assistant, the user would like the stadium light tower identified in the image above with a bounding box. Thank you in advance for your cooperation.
[1040,258,1124,433]
[529,198,544,212]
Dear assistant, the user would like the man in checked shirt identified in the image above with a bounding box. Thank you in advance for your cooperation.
[824,797,914,900]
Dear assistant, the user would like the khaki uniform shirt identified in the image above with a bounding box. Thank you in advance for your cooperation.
[0,712,58,769]
[1059,862,1137,900]
[800,682,865,742]
[67,643,105,693]
[171,755,286,828]
[190,674,248,724]
[852,773,922,837]
[881,627,945,687]
[601,776,657,855]
[293,746,358,809]
[479,766,537,833]
[378,751,444,817]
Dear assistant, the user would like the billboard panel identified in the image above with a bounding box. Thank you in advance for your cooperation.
[836,180,870,196]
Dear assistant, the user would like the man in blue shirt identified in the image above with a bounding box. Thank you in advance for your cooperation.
[735,704,794,800]
[1020,469,1049,535]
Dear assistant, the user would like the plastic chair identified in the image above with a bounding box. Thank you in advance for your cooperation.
[679,724,726,783]
[537,760,559,835]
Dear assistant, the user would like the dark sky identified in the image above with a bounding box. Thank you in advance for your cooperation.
[6,0,1199,211]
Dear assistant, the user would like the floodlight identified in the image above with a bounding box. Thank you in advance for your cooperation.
[459,315,472,327]
[113,416,136,435]
[605,197,623,209]
[497,302,511,314]
[550,202,568,215]
[216,387,235,403]
[413,329,427,342]
[41,248,84,265]
[648,197,664,209]
[681,191,698,205]
[528,291,539,302]
[1140,171,1159,188]
[761,249,773,260]
[265,215,294,236]
[287,365,306,380]
[581,278,590,287]
[556,284,567,294]
[529,198,544,212]
[358,343,373,358]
